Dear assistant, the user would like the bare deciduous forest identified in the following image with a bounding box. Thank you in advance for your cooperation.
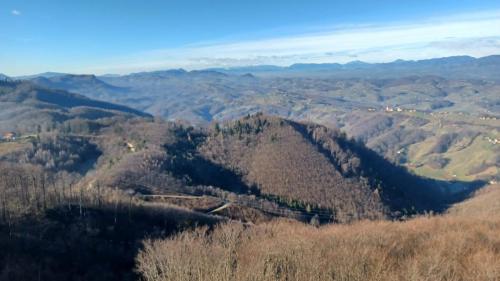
[137,214,500,281]
[1,9,500,278]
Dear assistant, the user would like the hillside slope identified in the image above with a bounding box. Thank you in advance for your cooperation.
[340,110,499,182]
[31,74,128,101]
[198,115,469,220]
[26,71,500,125]
[68,114,482,222]
[448,184,500,217]
[0,111,491,280]
[138,215,500,281]
[0,80,149,133]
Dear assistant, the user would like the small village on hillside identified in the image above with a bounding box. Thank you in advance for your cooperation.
[1,132,17,142]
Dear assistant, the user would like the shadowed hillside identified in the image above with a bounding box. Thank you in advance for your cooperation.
[0,80,149,133]
[136,180,500,281]
[31,74,129,101]
[199,114,481,221]
[448,184,500,217]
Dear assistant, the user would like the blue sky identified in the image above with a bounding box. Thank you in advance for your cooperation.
[2,0,500,76]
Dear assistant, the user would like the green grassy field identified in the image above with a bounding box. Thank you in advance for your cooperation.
[405,114,499,182]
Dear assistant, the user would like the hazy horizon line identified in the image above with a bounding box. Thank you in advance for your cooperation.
[4,53,499,78]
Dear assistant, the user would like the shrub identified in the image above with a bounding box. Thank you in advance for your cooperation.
[137,216,500,281]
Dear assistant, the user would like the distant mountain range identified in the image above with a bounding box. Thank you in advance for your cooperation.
[11,55,500,81]
[11,55,500,123]
[20,59,500,126]
[10,54,498,184]
[0,74,12,82]
[208,55,500,79]
[16,72,72,80]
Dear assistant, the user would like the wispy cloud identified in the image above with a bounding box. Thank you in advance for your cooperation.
[85,10,500,74]
[11,9,21,16]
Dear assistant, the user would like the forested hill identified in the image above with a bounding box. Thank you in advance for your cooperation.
[0,80,149,133]
[0,111,483,280]
[199,114,470,219]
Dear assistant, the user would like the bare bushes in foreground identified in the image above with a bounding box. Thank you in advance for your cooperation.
[137,216,500,281]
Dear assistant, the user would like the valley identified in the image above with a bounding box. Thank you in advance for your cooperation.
[3,2,500,280]
[15,57,499,184]
[0,57,498,281]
